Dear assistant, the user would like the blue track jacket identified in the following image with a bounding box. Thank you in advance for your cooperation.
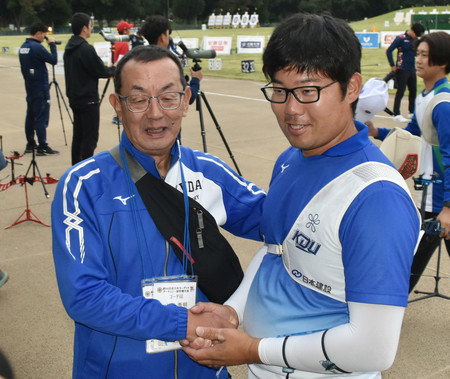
[52,133,265,378]
[19,37,57,100]
[386,31,416,71]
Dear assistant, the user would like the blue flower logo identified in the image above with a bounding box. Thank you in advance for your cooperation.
[306,213,320,232]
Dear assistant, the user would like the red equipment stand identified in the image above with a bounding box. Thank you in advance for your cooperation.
[4,179,50,229]
[1,153,58,229]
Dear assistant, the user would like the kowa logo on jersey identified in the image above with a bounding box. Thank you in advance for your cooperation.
[291,230,321,255]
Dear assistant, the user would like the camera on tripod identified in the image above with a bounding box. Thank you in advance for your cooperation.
[99,30,130,43]
[177,41,216,71]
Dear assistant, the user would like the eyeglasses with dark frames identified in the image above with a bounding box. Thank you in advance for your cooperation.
[118,92,185,112]
[261,81,338,104]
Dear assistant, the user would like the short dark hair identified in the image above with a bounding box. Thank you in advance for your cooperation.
[411,22,425,38]
[30,22,47,36]
[416,31,450,74]
[71,12,90,36]
[140,15,171,45]
[113,45,187,94]
[262,13,361,102]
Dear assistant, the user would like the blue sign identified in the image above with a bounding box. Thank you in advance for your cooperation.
[356,33,379,49]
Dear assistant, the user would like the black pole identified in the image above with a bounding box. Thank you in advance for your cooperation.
[195,92,208,152]
[50,65,71,145]
[100,42,115,106]
[409,176,450,303]
[24,148,49,199]
[197,91,242,176]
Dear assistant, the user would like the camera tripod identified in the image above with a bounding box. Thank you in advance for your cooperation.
[99,42,122,141]
[4,148,50,229]
[195,88,242,176]
[49,65,71,145]
[408,176,449,303]
[100,42,115,106]
[409,235,450,303]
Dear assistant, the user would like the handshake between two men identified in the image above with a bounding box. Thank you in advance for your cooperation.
[184,302,262,368]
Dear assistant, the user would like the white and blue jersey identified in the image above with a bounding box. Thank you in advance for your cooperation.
[244,123,419,340]
[377,78,450,213]
[52,132,265,378]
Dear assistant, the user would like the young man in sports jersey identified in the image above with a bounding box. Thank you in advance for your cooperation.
[182,13,420,378]
[368,32,450,292]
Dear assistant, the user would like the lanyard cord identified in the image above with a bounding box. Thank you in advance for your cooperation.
[177,140,194,276]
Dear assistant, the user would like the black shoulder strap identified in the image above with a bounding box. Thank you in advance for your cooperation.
[110,145,243,304]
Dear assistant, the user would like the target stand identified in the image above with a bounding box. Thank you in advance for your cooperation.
[4,179,50,229]
[1,152,57,229]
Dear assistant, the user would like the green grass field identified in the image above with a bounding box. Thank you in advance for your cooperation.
[1,5,449,93]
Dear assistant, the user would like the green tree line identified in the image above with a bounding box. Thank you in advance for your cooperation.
[1,0,449,30]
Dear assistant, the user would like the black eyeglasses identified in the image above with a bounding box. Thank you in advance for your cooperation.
[261,81,338,104]
[119,92,185,112]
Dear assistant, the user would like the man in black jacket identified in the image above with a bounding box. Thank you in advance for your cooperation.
[64,12,115,165]
[19,22,59,156]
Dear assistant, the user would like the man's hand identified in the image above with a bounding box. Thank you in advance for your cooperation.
[190,67,203,81]
[182,327,262,367]
[190,302,239,326]
[46,36,56,44]
[437,206,450,239]
[185,303,237,342]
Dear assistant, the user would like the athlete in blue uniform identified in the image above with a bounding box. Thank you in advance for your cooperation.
[182,13,420,378]
[386,23,424,120]
[19,22,59,155]
[369,32,450,292]
[52,46,265,378]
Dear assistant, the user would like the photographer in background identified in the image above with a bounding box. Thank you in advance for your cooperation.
[111,21,133,126]
[129,29,145,50]
[19,22,59,156]
[140,15,202,105]
[64,12,116,166]
[113,21,133,63]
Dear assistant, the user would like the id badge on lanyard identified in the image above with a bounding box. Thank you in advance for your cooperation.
[142,275,197,354]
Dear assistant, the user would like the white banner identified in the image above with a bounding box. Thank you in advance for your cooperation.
[380,31,402,48]
[237,35,265,54]
[202,37,232,55]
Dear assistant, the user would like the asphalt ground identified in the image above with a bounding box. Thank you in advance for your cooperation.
[0,55,449,378]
